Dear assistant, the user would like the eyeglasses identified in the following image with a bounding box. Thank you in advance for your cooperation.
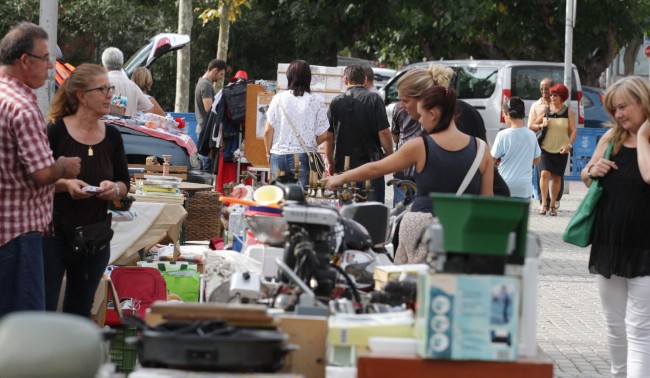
[549,93,560,97]
[25,52,51,63]
[85,86,115,95]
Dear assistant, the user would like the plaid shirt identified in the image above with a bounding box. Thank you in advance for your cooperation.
[0,73,56,247]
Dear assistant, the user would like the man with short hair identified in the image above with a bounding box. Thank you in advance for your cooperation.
[101,47,153,118]
[195,59,226,172]
[326,64,393,203]
[195,59,227,135]
[363,66,380,94]
[0,22,81,316]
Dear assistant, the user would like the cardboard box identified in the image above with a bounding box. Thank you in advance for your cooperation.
[415,274,520,361]
[373,264,429,290]
[328,310,413,347]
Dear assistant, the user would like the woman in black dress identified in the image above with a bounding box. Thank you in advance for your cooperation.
[43,64,129,317]
[582,76,650,377]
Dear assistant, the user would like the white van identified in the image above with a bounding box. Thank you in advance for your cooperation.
[380,60,584,146]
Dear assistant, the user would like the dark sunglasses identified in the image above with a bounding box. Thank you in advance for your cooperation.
[85,85,115,95]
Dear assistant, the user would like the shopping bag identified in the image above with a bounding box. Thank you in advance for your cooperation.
[562,142,613,247]
[159,264,201,302]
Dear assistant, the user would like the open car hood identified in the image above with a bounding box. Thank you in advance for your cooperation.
[123,33,190,77]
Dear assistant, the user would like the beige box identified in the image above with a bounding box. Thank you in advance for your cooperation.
[373,264,430,290]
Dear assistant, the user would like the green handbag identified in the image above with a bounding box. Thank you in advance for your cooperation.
[562,141,613,247]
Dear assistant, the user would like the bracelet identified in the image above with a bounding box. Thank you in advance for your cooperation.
[586,165,594,179]
[567,144,573,149]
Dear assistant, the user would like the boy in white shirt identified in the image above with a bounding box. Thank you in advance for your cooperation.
[491,97,541,199]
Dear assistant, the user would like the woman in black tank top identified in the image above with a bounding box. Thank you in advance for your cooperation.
[325,86,494,263]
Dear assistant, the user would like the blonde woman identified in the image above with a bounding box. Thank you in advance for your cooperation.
[131,66,165,116]
[583,76,650,377]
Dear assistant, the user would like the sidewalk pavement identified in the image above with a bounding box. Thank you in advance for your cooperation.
[530,181,610,377]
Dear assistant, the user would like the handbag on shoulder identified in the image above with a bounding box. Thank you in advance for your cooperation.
[278,99,326,179]
[562,141,613,247]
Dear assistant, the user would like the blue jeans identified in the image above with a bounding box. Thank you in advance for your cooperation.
[270,153,309,189]
[43,235,110,318]
[199,154,214,173]
[0,232,46,317]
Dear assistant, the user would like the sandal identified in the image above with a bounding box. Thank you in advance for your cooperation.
[538,206,548,215]
[549,206,558,216]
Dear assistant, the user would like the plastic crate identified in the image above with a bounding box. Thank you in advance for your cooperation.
[167,112,198,144]
[573,127,607,156]
[430,193,530,257]
[110,327,137,375]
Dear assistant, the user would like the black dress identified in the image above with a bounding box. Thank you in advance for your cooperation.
[589,146,650,278]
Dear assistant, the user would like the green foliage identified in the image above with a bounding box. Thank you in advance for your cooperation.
[2,0,650,109]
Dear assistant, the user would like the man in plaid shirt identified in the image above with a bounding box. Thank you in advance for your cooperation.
[0,22,80,316]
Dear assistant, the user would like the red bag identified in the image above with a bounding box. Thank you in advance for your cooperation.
[105,267,167,326]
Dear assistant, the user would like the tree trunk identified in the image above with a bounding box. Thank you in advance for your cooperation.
[215,1,231,91]
[623,38,641,76]
[175,0,192,112]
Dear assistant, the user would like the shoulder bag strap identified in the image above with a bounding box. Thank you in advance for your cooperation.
[456,138,486,195]
[278,97,310,154]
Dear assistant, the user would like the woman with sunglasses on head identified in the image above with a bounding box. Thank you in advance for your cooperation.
[326,86,493,264]
[43,63,129,318]
[534,83,576,216]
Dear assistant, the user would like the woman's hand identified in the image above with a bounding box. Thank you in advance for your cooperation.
[638,119,650,141]
[67,179,94,199]
[97,180,121,201]
[588,158,618,179]
[559,145,572,154]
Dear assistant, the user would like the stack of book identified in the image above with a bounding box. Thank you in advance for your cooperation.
[135,175,184,204]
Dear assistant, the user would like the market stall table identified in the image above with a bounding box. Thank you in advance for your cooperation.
[110,202,187,265]
[357,354,553,378]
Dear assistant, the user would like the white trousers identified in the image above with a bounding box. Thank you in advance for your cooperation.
[597,274,650,378]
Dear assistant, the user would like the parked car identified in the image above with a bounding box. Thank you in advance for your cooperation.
[110,121,212,184]
[582,86,610,128]
[123,33,190,77]
[372,67,396,90]
[379,60,585,146]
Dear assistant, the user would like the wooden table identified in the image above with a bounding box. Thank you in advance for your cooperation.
[357,354,553,378]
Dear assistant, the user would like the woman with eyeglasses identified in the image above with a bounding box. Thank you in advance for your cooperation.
[42,63,129,318]
[534,83,576,216]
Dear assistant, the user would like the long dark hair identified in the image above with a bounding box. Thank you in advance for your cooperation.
[419,86,457,133]
[286,59,311,96]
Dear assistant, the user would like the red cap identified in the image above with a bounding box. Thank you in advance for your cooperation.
[230,70,248,82]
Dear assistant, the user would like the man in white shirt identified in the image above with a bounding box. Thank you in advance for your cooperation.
[101,47,153,118]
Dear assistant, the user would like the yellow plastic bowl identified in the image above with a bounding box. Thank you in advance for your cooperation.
[253,185,284,206]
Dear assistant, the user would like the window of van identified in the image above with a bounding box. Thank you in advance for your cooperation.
[511,66,578,100]
[448,66,497,99]
[384,65,498,103]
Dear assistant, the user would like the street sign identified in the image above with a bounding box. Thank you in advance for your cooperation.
[646,45,650,58]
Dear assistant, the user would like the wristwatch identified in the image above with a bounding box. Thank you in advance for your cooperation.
[586,165,594,180]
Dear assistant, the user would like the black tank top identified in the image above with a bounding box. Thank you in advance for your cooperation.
[411,134,481,214]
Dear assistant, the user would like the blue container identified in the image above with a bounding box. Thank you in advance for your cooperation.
[167,112,198,144]
[573,127,608,156]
